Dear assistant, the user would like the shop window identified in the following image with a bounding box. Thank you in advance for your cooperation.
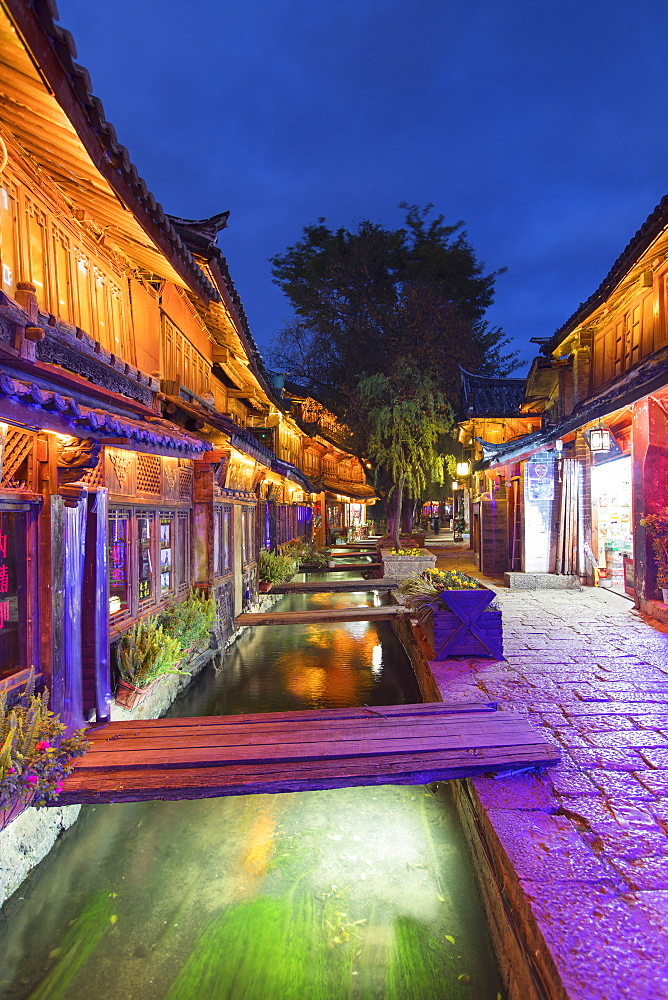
[160,515,173,596]
[175,512,190,594]
[109,510,130,619]
[75,254,92,334]
[53,232,73,322]
[214,504,233,577]
[0,184,18,295]
[137,512,155,603]
[26,202,47,308]
[0,511,28,679]
[241,507,256,566]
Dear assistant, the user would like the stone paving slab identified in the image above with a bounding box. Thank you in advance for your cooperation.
[426,546,668,1000]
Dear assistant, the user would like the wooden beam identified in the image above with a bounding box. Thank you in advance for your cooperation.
[235,606,406,627]
[273,578,397,593]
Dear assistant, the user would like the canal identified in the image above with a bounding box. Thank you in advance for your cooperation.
[0,583,505,1000]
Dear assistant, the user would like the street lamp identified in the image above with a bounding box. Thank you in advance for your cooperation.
[456,461,470,476]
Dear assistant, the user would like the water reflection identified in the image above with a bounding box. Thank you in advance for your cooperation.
[171,592,420,717]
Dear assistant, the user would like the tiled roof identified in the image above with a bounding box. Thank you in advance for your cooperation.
[460,367,527,417]
[0,375,212,455]
[544,195,668,355]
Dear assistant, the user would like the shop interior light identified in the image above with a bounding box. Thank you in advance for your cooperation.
[456,461,470,476]
[590,427,611,453]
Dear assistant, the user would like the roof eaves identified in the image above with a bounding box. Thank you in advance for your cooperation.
[6,0,219,305]
[543,195,668,356]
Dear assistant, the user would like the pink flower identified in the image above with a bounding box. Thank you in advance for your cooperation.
[7,766,14,774]
[25,774,38,786]
[53,781,63,793]
[36,741,51,751]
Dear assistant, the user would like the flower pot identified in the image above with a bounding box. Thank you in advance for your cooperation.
[114,678,157,710]
[422,588,503,660]
[258,581,273,593]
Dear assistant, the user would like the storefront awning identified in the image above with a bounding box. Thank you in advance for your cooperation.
[0,375,212,457]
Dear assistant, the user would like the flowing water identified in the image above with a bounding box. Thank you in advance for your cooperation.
[0,584,505,1000]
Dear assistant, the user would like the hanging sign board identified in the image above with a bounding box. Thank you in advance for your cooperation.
[526,455,555,500]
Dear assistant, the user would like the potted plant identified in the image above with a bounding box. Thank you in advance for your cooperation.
[258,550,297,591]
[115,616,186,709]
[640,508,668,602]
[453,513,467,542]
[159,590,216,658]
[0,672,89,830]
[398,568,503,659]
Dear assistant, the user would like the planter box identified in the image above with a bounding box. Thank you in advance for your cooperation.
[0,793,34,833]
[381,549,436,581]
[114,678,157,710]
[258,581,273,593]
[422,588,503,660]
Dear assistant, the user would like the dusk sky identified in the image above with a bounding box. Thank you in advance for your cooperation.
[56,0,668,374]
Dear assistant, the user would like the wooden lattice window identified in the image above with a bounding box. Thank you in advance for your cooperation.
[179,466,193,501]
[136,454,161,494]
[1,430,33,490]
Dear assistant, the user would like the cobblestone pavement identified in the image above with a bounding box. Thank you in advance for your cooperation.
[428,546,668,1000]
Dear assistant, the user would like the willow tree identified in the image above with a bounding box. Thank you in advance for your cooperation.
[359,360,453,548]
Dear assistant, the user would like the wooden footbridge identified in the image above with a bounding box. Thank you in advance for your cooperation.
[55,702,559,805]
[273,578,397,593]
[234,606,406,627]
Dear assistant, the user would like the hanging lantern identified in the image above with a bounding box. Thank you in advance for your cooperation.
[456,461,470,476]
[590,426,611,453]
[452,481,460,490]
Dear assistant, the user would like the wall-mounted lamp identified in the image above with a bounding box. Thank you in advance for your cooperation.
[452,481,460,490]
[456,461,470,476]
[554,439,563,454]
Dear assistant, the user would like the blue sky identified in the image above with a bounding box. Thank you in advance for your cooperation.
[56,0,668,373]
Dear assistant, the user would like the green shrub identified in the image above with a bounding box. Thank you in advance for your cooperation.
[159,590,216,653]
[259,549,297,585]
[116,616,186,688]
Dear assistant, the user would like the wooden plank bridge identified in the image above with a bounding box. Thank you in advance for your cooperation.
[235,606,407,627]
[55,702,559,805]
[273,578,397,593]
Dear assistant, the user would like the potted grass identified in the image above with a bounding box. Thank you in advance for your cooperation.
[158,590,216,661]
[114,616,186,710]
[399,568,503,659]
[640,508,668,603]
[258,550,297,592]
[0,671,89,830]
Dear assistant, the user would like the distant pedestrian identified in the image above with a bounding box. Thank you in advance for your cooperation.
[432,515,440,535]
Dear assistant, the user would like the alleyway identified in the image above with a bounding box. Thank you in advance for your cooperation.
[427,540,668,1000]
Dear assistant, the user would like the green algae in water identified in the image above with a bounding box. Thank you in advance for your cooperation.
[385,916,472,1000]
[166,895,353,1000]
[27,891,114,1000]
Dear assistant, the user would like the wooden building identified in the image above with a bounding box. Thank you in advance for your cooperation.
[459,196,668,621]
[0,0,374,718]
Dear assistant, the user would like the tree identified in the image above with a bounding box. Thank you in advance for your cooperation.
[359,360,454,548]
[270,204,518,431]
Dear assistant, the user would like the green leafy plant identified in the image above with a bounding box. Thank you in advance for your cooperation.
[116,616,186,689]
[641,508,668,586]
[0,672,89,811]
[283,539,328,568]
[159,590,216,654]
[453,514,467,534]
[259,550,297,585]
